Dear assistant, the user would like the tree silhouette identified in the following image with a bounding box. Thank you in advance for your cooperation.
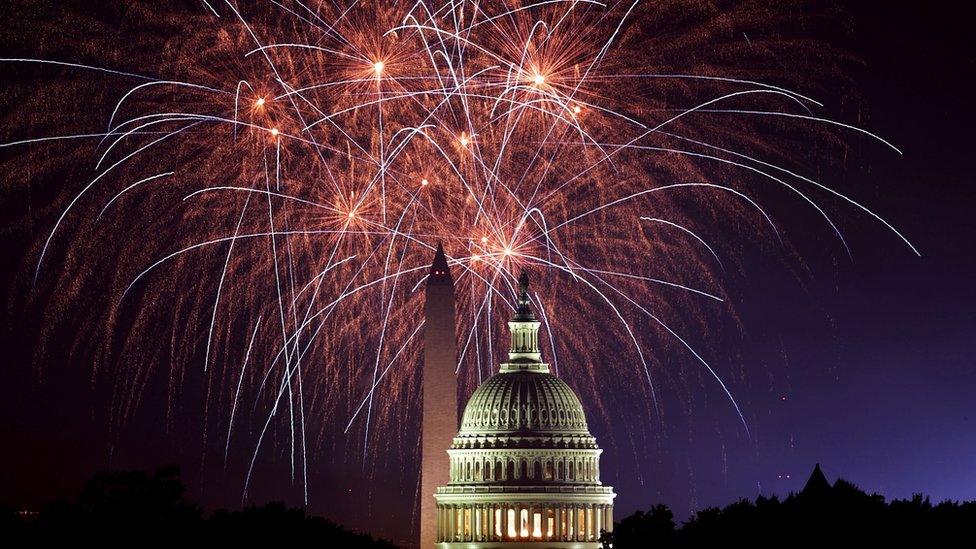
[610,464,975,548]
[3,466,395,546]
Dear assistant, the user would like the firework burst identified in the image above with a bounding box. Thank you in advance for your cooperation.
[1,0,915,508]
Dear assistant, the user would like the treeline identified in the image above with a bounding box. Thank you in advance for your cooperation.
[609,466,975,547]
[0,465,396,546]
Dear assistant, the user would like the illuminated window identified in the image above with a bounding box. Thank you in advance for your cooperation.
[520,508,529,538]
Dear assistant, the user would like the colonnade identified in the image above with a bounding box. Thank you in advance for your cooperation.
[437,502,612,543]
[451,455,600,483]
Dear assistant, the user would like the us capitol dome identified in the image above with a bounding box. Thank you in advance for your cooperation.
[435,273,615,547]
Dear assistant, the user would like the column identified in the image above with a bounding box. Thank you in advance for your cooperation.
[577,505,584,542]
[590,504,596,541]
[583,505,588,541]
[592,504,598,539]
[589,505,595,541]
[447,505,453,542]
[555,504,562,540]
[578,505,583,541]
[584,503,590,541]
[473,505,479,542]
[569,505,575,541]
[510,504,516,539]
[564,505,569,541]
[495,504,500,541]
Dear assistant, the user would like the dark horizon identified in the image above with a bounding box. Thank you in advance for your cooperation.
[1,2,973,546]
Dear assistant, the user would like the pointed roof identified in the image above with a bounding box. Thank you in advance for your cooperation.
[429,243,452,282]
[802,463,832,497]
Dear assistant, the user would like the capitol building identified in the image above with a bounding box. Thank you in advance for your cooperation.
[433,273,615,547]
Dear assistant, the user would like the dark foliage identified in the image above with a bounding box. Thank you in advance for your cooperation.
[1,466,396,546]
[611,466,976,547]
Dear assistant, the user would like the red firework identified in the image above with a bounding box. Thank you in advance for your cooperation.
[0,0,915,506]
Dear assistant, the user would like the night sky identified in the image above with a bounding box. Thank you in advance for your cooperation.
[0,2,973,546]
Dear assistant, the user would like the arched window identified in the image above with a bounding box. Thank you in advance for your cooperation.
[485,459,493,481]
[474,460,481,481]
[466,461,471,481]
[545,460,553,481]
[568,460,575,480]
[534,460,543,480]
[497,459,504,480]
[556,460,564,480]
[507,460,515,480]
[521,459,528,480]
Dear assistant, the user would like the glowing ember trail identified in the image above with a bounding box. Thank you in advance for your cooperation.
[0,0,917,505]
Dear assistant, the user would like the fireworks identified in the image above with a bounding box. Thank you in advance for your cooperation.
[1,0,916,505]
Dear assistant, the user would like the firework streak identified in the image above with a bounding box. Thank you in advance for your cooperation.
[0,0,916,504]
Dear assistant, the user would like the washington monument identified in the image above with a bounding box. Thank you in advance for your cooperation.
[420,244,457,548]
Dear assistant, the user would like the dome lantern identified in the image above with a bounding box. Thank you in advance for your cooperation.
[502,272,547,373]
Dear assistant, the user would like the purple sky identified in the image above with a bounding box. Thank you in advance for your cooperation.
[0,2,973,546]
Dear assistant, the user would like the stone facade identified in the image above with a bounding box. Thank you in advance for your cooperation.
[434,273,614,548]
